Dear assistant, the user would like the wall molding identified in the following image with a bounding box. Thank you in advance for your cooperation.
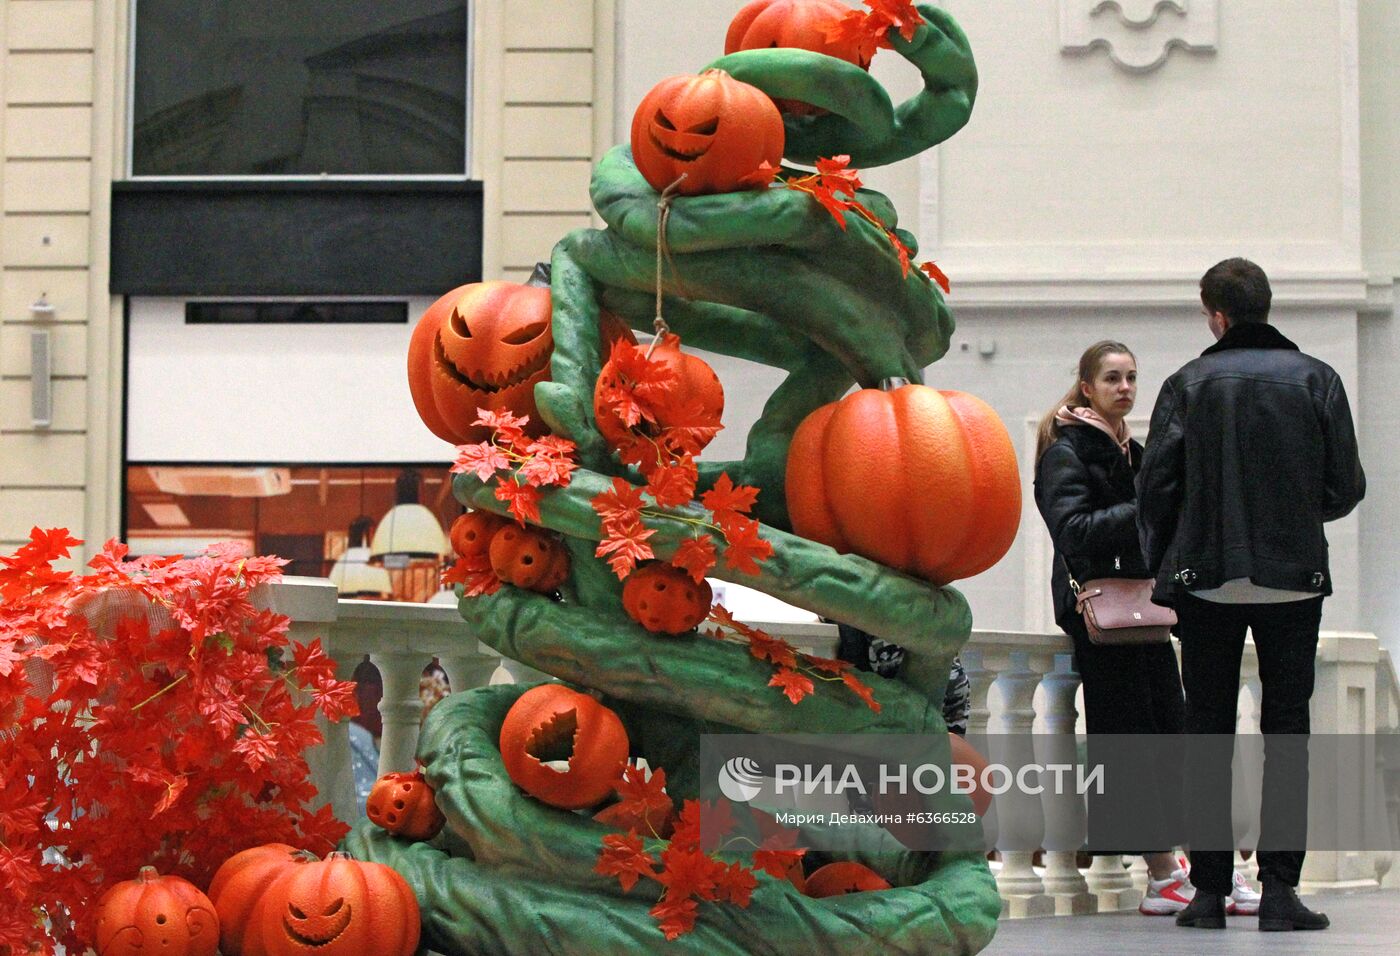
[1060,0,1218,73]
[942,272,1373,311]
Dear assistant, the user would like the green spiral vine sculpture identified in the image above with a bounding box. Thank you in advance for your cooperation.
[345,6,1002,953]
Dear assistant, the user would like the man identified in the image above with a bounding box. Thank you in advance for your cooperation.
[1137,258,1365,932]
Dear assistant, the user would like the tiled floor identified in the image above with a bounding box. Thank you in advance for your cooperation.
[982,890,1400,955]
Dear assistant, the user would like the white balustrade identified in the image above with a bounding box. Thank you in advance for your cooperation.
[261,578,1400,919]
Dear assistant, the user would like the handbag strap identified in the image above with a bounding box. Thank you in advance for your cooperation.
[1058,554,1082,595]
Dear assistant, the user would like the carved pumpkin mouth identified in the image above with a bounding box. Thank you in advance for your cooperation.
[433,331,551,393]
[283,899,352,947]
[525,708,578,774]
[649,110,719,161]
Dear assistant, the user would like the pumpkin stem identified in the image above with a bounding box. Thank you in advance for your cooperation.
[136,865,160,883]
[878,377,911,392]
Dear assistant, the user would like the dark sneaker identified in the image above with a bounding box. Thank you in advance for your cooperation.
[1175,891,1227,929]
[1258,883,1329,931]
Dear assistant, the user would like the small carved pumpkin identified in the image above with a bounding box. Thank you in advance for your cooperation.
[621,563,712,634]
[95,866,219,956]
[724,0,873,115]
[804,861,892,898]
[785,382,1020,585]
[406,280,553,445]
[366,769,446,841]
[593,335,724,457]
[630,69,784,196]
[499,684,630,809]
[208,843,308,956]
[449,509,510,560]
[255,852,419,956]
[488,524,570,592]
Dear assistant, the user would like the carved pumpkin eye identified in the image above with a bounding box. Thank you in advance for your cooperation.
[323,898,344,916]
[289,904,308,920]
[654,110,677,131]
[688,118,718,135]
[502,320,548,345]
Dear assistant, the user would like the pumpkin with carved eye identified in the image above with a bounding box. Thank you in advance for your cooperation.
[406,280,554,446]
[622,562,713,635]
[449,509,510,560]
[630,69,784,196]
[94,866,219,956]
[366,769,446,841]
[724,0,873,115]
[254,852,419,956]
[499,684,630,809]
[488,524,570,592]
[208,843,308,956]
[804,861,892,898]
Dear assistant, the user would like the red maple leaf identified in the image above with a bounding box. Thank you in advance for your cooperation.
[824,9,882,63]
[494,480,542,526]
[670,536,717,584]
[715,862,758,907]
[646,456,698,508]
[673,798,736,853]
[656,846,722,902]
[842,671,883,713]
[472,408,529,447]
[595,831,657,893]
[591,477,646,531]
[815,154,862,197]
[524,435,577,459]
[720,517,773,575]
[867,0,922,43]
[752,826,807,880]
[595,519,657,580]
[920,260,951,294]
[769,667,814,705]
[806,654,855,675]
[700,473,759,524]
[442,555,501,597]
[615,764,672,818]
[450,441,512,481]
[737,161,781,189]
[649,895,699,941]
[748,630,798,670]
[518,452,577,488]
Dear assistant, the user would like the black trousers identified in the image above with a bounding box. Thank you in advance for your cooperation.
[1065,616,1186,854]
[1176,593,1323,894]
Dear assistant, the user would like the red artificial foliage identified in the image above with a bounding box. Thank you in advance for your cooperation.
[0,529,356,953]
[826,0,923,62]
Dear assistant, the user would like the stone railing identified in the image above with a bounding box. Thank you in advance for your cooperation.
[261,577,1400,916]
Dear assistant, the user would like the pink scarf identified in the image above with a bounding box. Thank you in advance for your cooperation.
[1055,405,1132,458]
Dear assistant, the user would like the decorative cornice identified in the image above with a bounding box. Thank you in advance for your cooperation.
[1060,0,1218,73]
[943,272,1374,311]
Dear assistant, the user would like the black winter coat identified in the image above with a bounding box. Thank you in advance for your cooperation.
[1136,322,1366,604]
[1035,424,1148,632]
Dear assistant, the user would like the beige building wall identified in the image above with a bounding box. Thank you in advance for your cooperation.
[0,0,615,563]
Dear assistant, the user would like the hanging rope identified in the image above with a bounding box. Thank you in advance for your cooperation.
[647,174,688,358]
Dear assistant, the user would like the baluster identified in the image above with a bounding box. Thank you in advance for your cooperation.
[304,644,360,825]
[960,647,997,852]
[1035,653,1094,913]
[371,651,426,774]
[1084,856,1135,911]
[990,649,1054,917]
[1127,855,1150,893]
[438,646,500,695]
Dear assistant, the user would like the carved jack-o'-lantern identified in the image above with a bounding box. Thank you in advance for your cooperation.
[630,69,785,196]
[724,0,873,115]
[208,843,307,956]
[621,562,712,635]
[488,524,570,593]
[407,281,554,445]
[804,861,892,898]
[94,866,219,956]
[366,769,446,841]
[499,684,630,810]
[256,853,420,956]
[449,509,510,560]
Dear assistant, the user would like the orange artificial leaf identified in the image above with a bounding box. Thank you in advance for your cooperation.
[748,630,798,670]
[616,764,672,818]
[842,671,883,713]
[715,862,758,907]
[450,442,512,482]
[814,155,862,197]
[472,408,530,447]
[920,260,951,294]
[442,555,500,597]
[824,8,882,63]
[737,160,782,189]
[670,536,717,584]
[700,473,759,522]
[494,480,542,526]
[769,667,814,705]
[649,895,699,940]
[595,518,657,580]
[806,654,854,675]
[646,456,698,508]
[720,517,773,575]
[596,831,657,893]
[867,0,923,43]
[591,477,646,531]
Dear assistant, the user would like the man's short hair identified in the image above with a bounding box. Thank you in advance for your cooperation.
[1200,257,1271,324]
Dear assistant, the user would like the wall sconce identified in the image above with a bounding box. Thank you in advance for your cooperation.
[369,470,449,569]
[330,515,394,599]
[30,293,55,317]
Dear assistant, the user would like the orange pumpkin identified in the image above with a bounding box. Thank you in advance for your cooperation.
[725,0,872,115]
[406,281,553,445]
[950,733,993,817]
[366,769,446,841]
[449,509,509,559]
[594,335,724,456]
[804,861,892,898]
[252,852,419,956]
[208,843,308,956]
[499,684,630,809]
[785,383,1020,584]
[95,866,219,956]
[622,563,713,634]
[488,524,570,592]
[630,70,785,196]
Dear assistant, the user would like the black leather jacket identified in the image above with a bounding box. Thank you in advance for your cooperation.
[1137,322,1365,604]
[1035,424,1148,632]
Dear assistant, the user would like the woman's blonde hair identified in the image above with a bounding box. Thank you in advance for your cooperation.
[1035,340,1136,461]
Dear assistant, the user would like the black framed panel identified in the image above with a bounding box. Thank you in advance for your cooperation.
[110,180,483,296]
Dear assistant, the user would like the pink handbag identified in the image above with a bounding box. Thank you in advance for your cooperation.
[1069,571,1176,646]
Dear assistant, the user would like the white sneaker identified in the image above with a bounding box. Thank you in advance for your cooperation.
[1226,869,1261,915]
[1139,867,1197,915]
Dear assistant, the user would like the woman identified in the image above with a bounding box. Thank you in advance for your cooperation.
[1034,342,1257,915]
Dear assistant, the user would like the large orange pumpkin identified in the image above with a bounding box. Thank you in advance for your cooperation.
[785,383,1020,584]
[593,335,725,456]
[499,684,630,810]
[488,524,570,592]
[725,0,872,115]
[449,509,509,559]
[804,861,892,898]
[247,852,419,956]
[95,866,219,956]
[366,769,446,841]
[622,562,712,634]
[407,281,554,445]
[208,843,308,956]
[630,70,785,196]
